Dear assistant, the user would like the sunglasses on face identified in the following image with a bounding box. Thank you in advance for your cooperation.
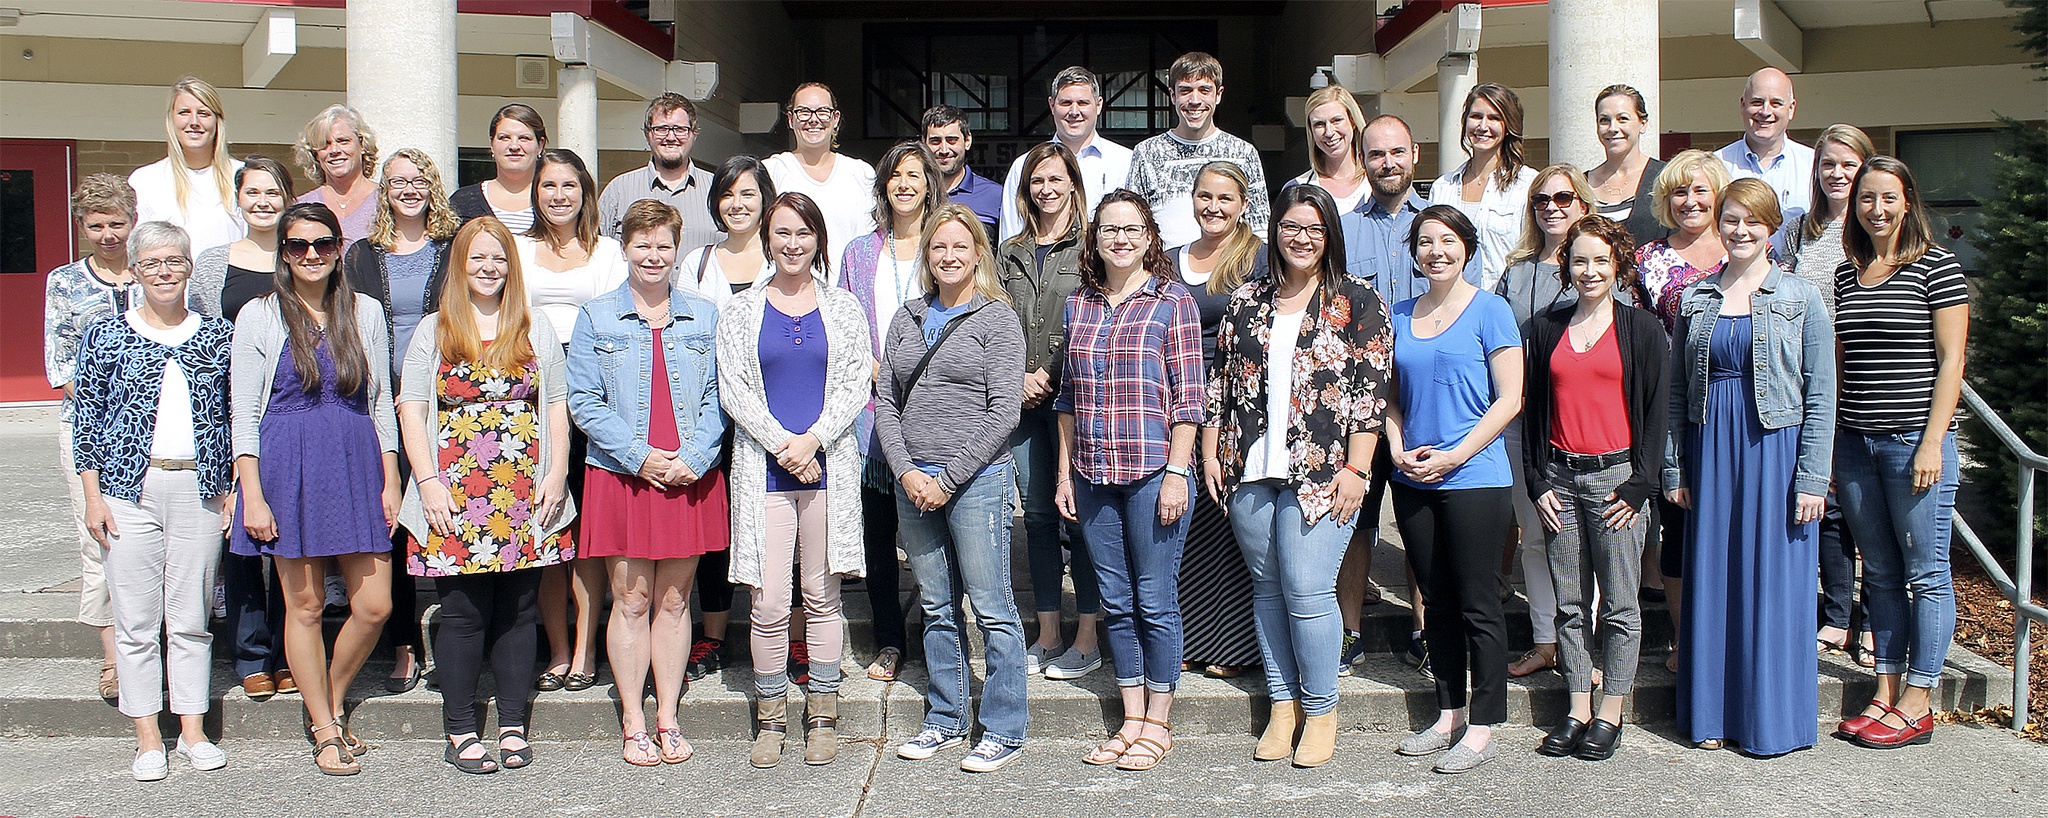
[1530,191,1579,209]
[283,236,342,258]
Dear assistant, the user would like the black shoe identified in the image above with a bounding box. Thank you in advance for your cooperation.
[1640,587,1667,605]
[1538,717,1589,757]
[1575,719,1623,761]
[687,638,725,681]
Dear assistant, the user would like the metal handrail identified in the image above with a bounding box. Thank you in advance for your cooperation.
[1955,383,2042,731]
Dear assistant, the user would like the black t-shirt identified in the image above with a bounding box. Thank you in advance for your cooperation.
[221,264,274,323]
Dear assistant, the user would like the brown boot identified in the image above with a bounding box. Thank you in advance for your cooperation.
[750,696,786,768]
[1254,699,1302,762]
[1293,711,1340,768]
[803,692,838,765]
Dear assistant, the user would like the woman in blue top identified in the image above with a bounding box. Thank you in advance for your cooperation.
[1385,205,1524,775]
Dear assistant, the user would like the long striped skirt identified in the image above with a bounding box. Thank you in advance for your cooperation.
[1178,490,1261,666]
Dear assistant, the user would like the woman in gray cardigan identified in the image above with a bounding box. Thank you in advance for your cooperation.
[227,202,398,776]
[876,204,1028,772]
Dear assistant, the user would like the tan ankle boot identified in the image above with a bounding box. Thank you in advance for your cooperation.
[804,692,838,765]
[1293,711,1340,768]
[1254,699,1302,761]
[750,696,786,768]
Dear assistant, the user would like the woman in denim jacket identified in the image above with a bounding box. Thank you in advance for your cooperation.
[1662,178,1834,756]
[568,201,729,766]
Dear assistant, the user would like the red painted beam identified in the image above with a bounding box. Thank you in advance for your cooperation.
[1374,0,1546,55]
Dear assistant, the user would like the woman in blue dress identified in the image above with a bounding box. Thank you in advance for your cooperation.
[1662,178,1833,755]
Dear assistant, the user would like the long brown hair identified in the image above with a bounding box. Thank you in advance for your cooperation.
[1461,83,1527,192]
[271,202,371,396]
[1802,124,1877,240]
[1008,142,1086,246]
[524,149,601,251]
[1078,190,1173,292]
[438,217,536,371]
[1843,156,1937,269]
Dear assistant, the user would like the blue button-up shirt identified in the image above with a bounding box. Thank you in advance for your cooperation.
[1717,138,1814,253]
[947,168,1004,232]
[1340,190,1478,306]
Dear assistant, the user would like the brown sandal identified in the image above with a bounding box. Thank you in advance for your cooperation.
[1116,719,1174,771]
[310,721,360,776]
[97,661,119,699]
[1083,719,1142,765]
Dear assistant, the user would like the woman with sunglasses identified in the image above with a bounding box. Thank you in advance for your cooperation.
[452,104,547,233]
[229,202,400,775]
[518,148,628,694]
[343,148,461,694]
[1493,164,1595,681]
[764,83,876,273]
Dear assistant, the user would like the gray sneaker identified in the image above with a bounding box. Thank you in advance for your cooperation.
[1026,642,1064,676]
[1042,646,1102,680]
[1395,727,1462,756]
[1432,739,1496,774]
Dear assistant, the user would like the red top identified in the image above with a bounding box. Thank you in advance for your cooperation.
[1548,325,1631,456]
[648,326,681,449]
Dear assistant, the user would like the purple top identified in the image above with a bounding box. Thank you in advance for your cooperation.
[759,301,829,491]
[297,188,376,256]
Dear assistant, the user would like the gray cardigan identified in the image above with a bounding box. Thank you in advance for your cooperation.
[394,312,575,543]
[189,245,232,319]
[873,293,1024,494]
[230,294,398,460]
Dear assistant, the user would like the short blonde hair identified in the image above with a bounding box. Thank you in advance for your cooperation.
[1717,177,1784,235]
[1651,149,1731,230]
[917,203,1007,304]
[292,104,379,185]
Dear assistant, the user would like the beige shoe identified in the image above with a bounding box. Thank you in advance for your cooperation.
[1254,699,1301,762]
[750,696,786,768]
[1293,711,1339,768]
[804,692,838,765]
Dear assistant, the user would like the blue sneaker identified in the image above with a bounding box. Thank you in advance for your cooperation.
[960,739,1023,772]
[1337,630,1363,678]
[896,728,966,760]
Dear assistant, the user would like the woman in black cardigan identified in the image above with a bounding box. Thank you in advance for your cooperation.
[1521,215,1668,761]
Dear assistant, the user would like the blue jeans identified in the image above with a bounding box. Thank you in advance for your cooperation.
[897,463,1028,746]
[1075,467,1189,692]
[1011,404,1100,615]
[1835,429,1959,689]
[1226,481,1355,716]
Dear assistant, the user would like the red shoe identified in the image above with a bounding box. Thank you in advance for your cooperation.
[789,641,811,686]
[1852,708,1933,749]
[1835,699,1897,740]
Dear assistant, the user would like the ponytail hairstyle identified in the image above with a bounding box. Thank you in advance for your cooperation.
[1195,161,1263,295]
[438,216,537,372]
[270,202,371,397]
[917,203,1009,304]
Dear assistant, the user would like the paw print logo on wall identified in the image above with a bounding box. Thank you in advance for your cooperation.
[1948,225,1965,241]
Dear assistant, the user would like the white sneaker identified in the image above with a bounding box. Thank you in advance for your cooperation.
[131,746,168,781]
[175,737,227,771]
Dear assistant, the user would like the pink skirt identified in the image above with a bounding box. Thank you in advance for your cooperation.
[578,465,730,560]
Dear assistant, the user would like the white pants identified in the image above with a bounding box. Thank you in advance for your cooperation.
[103,467,224,718]
[1504,421,1558,644]
[59,418,112,627]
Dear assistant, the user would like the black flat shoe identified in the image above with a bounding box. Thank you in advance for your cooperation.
[1537,717,1589,757]
[445,736,498,775]
[1575,719,1623,761]
[385,661,423,694]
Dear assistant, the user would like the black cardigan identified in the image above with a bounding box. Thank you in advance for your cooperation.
[342,238,451,368]
[449,183,491,224]
[1619,157,1672,247]
[1521,301,1670,507]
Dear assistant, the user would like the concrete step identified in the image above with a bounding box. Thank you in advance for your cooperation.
[5,646,2008,742]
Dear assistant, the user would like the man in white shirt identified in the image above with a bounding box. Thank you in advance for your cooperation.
[1124,52,1270,249]
[1716,67,1813,250]
[998,66,1134,242]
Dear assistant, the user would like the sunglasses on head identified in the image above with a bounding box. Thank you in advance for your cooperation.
[1529,191,1579,209]
[282,236,342,258]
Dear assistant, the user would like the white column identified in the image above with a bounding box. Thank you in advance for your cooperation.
[1549,0,1660,169]
[346,0,457,177]
[557,64,600,171]
[1437,54,1478,177]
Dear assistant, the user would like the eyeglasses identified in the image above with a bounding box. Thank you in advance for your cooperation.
[1276,221,1328,240]
[787,106,838,122]
[384,176,431,191]
[1096,224,1148,240]
[1530,191,1580,209]
[133,256,191,275]
[282,236,342,258]
[645,124,698,138]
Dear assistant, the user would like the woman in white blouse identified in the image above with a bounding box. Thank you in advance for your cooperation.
[1285,84,1370,214]
[516,148,626,694]
[129,76,244,255]
[1427,83,1538,292]
[685,155,779,313]
[763,83,877,275]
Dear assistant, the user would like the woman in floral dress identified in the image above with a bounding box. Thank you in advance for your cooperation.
[395,215,573,774]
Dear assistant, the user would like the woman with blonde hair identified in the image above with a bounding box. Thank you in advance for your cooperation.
[130,76,244,254]
[1287,85,1371,213]
[397,215,573,773]
[293,104,380,254]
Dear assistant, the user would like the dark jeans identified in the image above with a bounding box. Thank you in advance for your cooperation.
[1393,483,1512,725]
[434,569,543,736]
[1817,496,1864,633]
[863,477,909,653]
[221,548,284,679]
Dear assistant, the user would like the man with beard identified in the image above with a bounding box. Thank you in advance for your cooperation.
[922,105,1003,230]
[1124,52,1269,248]
[998,66,1133,243]
[599,93,722,249]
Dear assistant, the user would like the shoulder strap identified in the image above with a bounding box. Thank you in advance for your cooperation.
[900,307,976,400]
[695,245,713,284]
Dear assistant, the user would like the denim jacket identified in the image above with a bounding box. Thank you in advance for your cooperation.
[568,281,726,478]
[1662,265,1836,497]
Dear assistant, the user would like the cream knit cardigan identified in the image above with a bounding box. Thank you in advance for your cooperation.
[716,277,873,588]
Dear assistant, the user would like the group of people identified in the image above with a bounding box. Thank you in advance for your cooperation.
[46,51,1965,782]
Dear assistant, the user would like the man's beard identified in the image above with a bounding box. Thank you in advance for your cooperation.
[654,153,688,171]
[1369,170,1412,197]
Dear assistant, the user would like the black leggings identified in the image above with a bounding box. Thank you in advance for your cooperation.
[433,569,543,736]
[863,481,908,653]
[696,549,734,616]
[1393,483,1512,725]
[387,533,424,653]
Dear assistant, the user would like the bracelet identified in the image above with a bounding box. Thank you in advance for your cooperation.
[1343,463,1371,480]
[1163,463,1191,477]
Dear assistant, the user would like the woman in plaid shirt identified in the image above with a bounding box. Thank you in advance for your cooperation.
[1053,190,1205,772]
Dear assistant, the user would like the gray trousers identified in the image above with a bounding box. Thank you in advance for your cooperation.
[1542,458,1645,696]
[103,467,225,718]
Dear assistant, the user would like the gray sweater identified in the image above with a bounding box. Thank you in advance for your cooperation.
[230,294,397,460]
[873,293,1024,494]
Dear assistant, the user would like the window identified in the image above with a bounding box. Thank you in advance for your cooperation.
[1895,128,2013,273]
